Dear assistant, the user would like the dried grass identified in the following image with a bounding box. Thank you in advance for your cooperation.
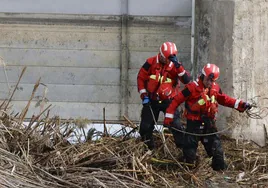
[0,69,267,188]
[0,105,267,188]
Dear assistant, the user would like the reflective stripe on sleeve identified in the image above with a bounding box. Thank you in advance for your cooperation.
[165,113,174,118]
[139,89,147,94]
[234,99,241,109]
[178,70,186,77]
[193,81,199,86]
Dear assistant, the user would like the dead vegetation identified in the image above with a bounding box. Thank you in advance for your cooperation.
[0,103,268,188]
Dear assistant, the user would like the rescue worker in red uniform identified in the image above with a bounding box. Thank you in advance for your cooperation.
[163,63,252,171]
[137,42,191,150]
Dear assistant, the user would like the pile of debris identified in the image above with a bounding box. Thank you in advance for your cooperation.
[0,101,267,188]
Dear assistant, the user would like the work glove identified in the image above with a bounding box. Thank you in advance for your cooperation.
[168,55,180,68]
[237,101,252,112]
[140,92,148,100]
[142,96,150,105]
[163,117,173,127]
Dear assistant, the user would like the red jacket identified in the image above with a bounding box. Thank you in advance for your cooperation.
[165,78,243,121]
[137,54,190,100]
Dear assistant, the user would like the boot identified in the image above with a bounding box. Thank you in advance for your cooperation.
[141,134,155,150]
[144,137,155,150]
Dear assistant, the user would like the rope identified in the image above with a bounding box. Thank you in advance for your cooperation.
[151,105,263,137]
[170,125,233,136]
[148,105,168,153]
[246,97,268,119]
[154,107,235,137]
[245,104,268,119]
[169,123,234,137]
[148,105,192,180]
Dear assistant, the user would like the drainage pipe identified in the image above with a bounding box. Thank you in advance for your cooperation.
[191,0,196,78]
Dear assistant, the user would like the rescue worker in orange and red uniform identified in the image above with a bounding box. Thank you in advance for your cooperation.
[137,42,191,150]
[163,63,252,171]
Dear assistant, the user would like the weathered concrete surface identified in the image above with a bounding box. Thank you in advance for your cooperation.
[0,13,191,121]
[231,0,268,146]
[195,0,268,146]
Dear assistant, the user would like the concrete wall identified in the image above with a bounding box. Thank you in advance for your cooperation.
[0,9,192,122]
[231,0,268,146]
[195,0,268,146]
[0,0,191,16]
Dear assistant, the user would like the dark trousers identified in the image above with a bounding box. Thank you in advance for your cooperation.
[183,119,226,171]
[139,100,184,150]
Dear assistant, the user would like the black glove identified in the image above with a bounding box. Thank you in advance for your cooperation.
[237,101,252,112]
[244,102,252,110]
[168,55,180,68]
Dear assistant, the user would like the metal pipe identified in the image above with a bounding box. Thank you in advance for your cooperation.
[191,0,196,79]
[119,0,129,117]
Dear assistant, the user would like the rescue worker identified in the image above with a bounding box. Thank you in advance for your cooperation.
[163,63,252,171]
[137,41,191,150]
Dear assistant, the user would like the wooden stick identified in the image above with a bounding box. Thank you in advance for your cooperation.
[123,115,137,128]
[19,78,40,123]
[5,66,27,111]
[103,108,108,136]
[132,153,138,179]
